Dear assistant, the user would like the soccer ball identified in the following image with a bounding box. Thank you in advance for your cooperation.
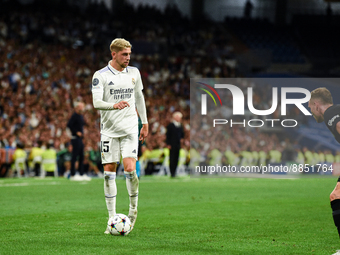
[107,214,132,236]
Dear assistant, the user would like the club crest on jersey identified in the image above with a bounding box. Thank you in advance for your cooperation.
[132,78,136,85]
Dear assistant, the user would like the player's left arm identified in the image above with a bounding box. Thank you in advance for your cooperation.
[134,70,148,142]
[135,88,148,142]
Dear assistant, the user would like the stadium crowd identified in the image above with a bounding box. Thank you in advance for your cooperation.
[0,1,203,176]
[0,1,336,177]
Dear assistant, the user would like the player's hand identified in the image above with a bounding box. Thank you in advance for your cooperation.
[114,101,130,110]
[139,124,149,143]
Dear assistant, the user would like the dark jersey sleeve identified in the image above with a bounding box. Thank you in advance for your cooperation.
[323,105,340,182]
[324,105,340,143]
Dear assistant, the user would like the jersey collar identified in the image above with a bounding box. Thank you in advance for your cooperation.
[108,61,128,74]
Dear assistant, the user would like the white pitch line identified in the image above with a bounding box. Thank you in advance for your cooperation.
[0,180,93,187]
[0,182,30,187]
[0,181,62,187]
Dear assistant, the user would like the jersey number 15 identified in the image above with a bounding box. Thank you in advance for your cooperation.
[101,141,109,152]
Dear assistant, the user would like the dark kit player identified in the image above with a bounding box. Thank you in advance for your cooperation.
[308,87,340,255]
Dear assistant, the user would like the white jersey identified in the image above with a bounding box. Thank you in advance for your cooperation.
[92,62,144,137]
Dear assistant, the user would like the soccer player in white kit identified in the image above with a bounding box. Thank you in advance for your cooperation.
[91,38,148,234]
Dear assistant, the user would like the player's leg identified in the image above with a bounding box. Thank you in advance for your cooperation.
[169,147,180,178]
[121,134,139,228]
[103,163,117,234]
[330,180,340,238]
[104,164,117,216]
[70,139,79,178]
[123,157,138,229]
[78,140,85,177]
[102,135,120,234]
[63,161,71,178]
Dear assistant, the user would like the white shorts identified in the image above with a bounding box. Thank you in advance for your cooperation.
[101,134,138,164]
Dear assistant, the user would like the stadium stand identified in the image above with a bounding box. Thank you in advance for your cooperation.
[291,14,340,75]
[225,17,306,64]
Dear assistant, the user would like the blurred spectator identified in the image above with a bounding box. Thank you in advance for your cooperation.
[84,143,103,177]
[28,140,44,176]
[41,142,57,177]
[281,139,297,162]
[10,143,27,177]
[57,143,73,178]
[244,0,254,19]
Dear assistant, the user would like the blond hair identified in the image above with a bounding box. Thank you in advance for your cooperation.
[310,87,333,105]
[110,38,132,53]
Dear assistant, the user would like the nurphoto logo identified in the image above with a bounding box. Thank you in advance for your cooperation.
[196,80,312,128]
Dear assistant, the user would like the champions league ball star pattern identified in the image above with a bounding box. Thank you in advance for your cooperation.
[107,214,132,236]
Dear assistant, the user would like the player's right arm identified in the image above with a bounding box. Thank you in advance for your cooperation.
[91,72,129,110]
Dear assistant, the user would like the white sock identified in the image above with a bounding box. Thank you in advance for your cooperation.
[124,170,139,213]
[104,171,117,218]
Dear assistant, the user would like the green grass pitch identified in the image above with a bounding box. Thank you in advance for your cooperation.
[0,176,339,254]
